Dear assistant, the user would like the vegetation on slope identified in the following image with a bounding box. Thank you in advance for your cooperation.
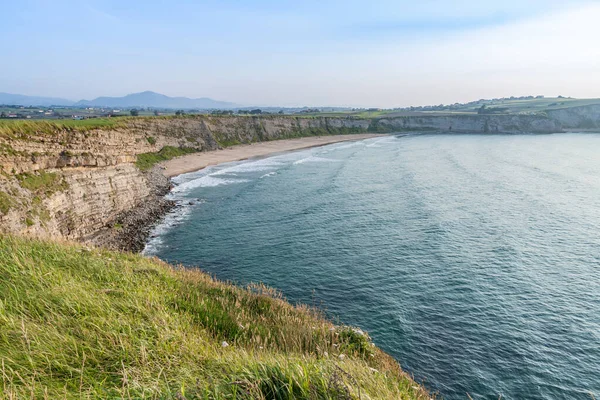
[136,146,197,171]
[16,171,69,195]
[0,191,13,215]
[0,236,429,399]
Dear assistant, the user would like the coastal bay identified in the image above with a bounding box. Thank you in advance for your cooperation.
[148,133,600,399]
[160,133,388,177]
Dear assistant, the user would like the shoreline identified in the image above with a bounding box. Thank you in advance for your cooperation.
[100,134,387,252]
[160,133,388,178]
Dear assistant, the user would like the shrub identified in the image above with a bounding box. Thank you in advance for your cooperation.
[338,327,374,357]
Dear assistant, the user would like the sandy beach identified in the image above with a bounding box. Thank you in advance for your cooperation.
[161,134,387,177]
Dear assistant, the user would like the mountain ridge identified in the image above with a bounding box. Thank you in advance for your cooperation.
[75,91,238,109]
[0,92,75,107]
[0,91,237,109]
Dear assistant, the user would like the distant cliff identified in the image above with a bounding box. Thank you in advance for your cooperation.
[546,104,600,130]
[0,113,570,249]
[376,114,562,134]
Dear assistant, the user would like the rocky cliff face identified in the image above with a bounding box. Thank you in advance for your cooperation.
[377,114,562,134]
[0,116,371,248]
[0,113,566,249]
[546,105,600,130]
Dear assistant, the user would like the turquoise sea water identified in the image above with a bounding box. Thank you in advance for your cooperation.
[146,134,600,399]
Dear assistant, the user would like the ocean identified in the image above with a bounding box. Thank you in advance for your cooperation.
[145,133,600,399]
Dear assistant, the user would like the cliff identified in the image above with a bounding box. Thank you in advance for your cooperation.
[546,104,600,130]
[0,113,566,249]
[0,116,371,250]
[376,114,562,134]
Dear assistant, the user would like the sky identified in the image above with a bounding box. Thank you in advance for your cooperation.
[2,0,600,107]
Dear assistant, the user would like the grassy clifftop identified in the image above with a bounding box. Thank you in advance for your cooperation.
[0,115,369,138]
[0,236,429,399]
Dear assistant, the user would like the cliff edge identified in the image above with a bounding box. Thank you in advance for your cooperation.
[0,113,565,250]
[0,234,432,399]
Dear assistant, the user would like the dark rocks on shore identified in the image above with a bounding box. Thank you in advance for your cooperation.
[105,197,175,252]
[88,167,176,253]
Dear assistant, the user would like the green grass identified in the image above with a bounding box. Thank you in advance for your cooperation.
[0,235,429,399]
[298,98,600,118]
[0,191,13,215]
[0,118,130,137]
[16,171,69,195]
[0,143,29,157]
[136,146,198,171]
[0,116,220,138]
[485,97,600,113]
[215,137,242,147]
[292,111,394,119]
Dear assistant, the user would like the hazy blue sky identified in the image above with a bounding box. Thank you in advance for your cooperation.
[2,0,599,107]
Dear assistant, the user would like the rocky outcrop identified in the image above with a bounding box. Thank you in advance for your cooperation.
[0,113,568,250]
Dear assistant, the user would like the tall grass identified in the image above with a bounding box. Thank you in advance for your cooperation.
[0,119,130,137]
[0,235,430,399]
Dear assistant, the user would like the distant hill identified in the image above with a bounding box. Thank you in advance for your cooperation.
[75,91,238,109]
[0,91,237,109]
[0,92,74,107]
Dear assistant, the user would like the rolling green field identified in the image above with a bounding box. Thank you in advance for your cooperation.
[299,97,600,118]
[0,235,430,399]
[469,97,600,113]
